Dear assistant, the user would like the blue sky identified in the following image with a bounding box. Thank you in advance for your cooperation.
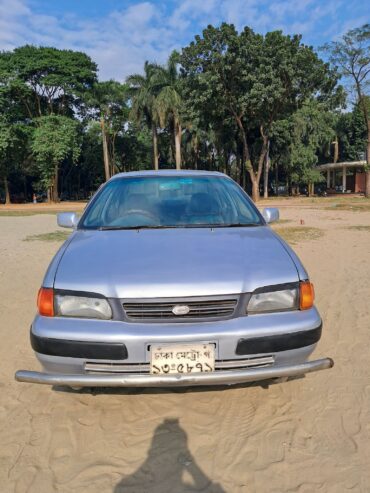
[0,0,368,80]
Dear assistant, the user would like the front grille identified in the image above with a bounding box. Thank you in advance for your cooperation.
[85,356,275,374]
[122,297,238,322]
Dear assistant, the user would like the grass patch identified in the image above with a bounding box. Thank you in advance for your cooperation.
[325,201,370,212]
[345,225,370,231]
[24,231,70,242]
[272,226,324,245]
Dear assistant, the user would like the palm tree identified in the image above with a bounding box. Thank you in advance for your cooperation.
[88,80,128,180]
[153,54,183,170]
[126,62,161,170]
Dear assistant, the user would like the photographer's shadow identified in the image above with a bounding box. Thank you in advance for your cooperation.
[114,418,226,493]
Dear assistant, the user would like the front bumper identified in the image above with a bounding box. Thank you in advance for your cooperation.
[15,357,334,387]
[15,307,333,387]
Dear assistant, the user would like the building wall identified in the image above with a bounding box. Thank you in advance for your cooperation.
[355,171,366,193]
[346,174,355,192]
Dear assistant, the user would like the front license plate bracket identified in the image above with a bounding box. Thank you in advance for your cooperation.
[150,343,215,375]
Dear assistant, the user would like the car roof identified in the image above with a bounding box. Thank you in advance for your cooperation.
[110,170,227,180]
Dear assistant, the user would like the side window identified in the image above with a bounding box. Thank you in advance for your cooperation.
[214,181,238,223]
[221,179,261,223]
[231,189,258,222]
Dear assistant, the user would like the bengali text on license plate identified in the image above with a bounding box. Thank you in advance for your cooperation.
[150,343,215,375]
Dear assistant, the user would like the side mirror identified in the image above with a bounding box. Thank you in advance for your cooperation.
[262,207,279,224]
[57,212,79,229]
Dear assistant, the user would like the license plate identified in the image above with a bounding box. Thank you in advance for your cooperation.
[150,343,215,375]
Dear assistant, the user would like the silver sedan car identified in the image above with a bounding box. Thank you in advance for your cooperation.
[16,171,333,388]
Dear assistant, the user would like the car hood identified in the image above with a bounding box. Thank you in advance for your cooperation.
[54,227,300,298]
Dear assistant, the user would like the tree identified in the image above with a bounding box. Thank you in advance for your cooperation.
[337,100,368,161]
[0,79,32,203]
[0,45,97,118]
[0,46,97,200]
[0,117,15,203]
[153,53,183,169]
[127,62,162,170]
[32,116,81,202]
[85,81,129,181]
[289,101,336,194]
[323,24,370,196]
[180,24,341,201]
[271,100,337,194]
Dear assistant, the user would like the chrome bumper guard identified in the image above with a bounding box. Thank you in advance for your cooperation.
[15,357,333,387]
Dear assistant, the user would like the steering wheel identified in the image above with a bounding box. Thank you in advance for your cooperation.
[122,209,157,222]
[108,209,158,227]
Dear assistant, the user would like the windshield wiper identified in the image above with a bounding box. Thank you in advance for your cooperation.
[98,225,170,230]
[211,223,261,228]
[98,223,261,230]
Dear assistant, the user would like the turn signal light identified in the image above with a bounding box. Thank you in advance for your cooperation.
[299,282,314,310]
[37,288,54,317]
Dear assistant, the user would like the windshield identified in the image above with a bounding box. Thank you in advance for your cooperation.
[80,175,263,229]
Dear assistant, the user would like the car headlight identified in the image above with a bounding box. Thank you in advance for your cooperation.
[54,294,112,320]
[247,284,299,313]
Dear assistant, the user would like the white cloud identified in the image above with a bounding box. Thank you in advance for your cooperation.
[0,0,177,80]
[0,0,366,80]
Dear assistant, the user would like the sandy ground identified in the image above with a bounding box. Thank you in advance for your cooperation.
[1,202,370,493]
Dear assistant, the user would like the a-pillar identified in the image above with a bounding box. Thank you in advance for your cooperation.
[342,166,347,192]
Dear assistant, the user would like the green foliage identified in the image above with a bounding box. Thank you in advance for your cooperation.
[337,101,368,161]
[180,24,341,128]
[271,100,336,185]
[0,73,32,188]
[323,23,370,193]
[290,101,336,184]
[0,24,367,201]
[179,23,342,196]
[86,80,128,131]
[127,62,162,128]
[0,45,97,118]
[152,53,183,127]
[322,24,370,97]
[32,115,81,187]
[120,124,153,171]
[85,80,129,175]
[0,117,14,155]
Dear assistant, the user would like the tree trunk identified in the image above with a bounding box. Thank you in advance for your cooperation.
[194,138,199,170]
[174,118,182,170]
[366,120,370,198]
[101,118,110,181]
[251,179,259,203]
[152,123,159,170]
[223,150,228,175]
[263,140,270,199]
[333,137,339,164]
[4,176,10,204]
[275,161,279,196]
[52,164,59,202]
[235,152,241,185]
[235,117,253,192]
[235,116,251,193]
[234,117,268,202]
